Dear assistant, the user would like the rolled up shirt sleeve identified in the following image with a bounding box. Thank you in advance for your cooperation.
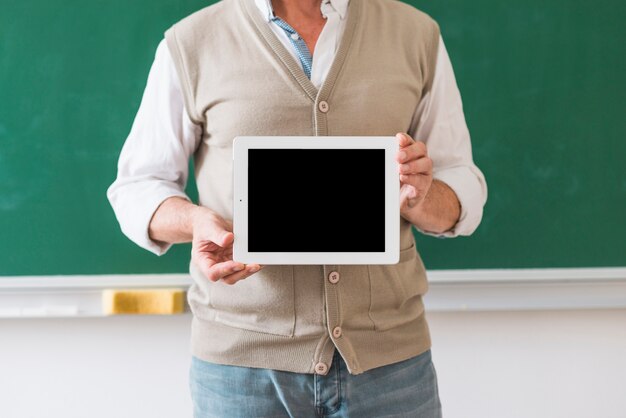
[107,39,201,255]
[410,35,488,238]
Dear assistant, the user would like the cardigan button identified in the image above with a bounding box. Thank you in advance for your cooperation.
[318,100,329,113]
[332,326,342,338]
[328,271,340,284]
[314,362,329,375]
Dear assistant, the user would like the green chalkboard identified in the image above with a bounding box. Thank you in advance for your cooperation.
[1,0,624,276]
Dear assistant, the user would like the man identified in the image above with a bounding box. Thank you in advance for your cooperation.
[108,0,487,416]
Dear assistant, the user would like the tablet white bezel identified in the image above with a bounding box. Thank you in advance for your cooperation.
[232,136,400,265]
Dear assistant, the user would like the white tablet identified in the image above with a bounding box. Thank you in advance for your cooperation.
[232,136,399,265]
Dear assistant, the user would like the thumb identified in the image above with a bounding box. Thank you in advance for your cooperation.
[211,227,234,247]
[192,208,234,247]
[194,217,233,247]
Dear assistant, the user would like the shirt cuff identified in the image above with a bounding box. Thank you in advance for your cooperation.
[419,166,487,238]
[107,181,191,256]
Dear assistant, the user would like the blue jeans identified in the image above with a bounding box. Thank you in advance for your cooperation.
[189,349,443,417]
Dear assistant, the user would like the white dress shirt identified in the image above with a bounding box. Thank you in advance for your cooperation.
[107,0,488,255]
[256,0,349,87]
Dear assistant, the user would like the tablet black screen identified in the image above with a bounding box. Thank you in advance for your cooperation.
[248,149,385,252]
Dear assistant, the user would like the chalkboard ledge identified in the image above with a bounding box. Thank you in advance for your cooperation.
[1,268,626,317]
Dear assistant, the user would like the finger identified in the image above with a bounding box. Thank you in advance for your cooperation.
[397,140,427,163]
[396,132,414,148]
[221,264,262,285]
[399,156,433,175]
[205,260,246,282]
[406,196,420,209]
[197,227,233,249]
[400,173,431,190]
[215,230,234,248]
[400,183,417,200]
[400,184,425,208]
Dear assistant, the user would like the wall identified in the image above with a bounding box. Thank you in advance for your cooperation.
[1,310,625,418]
[428,310,626,418]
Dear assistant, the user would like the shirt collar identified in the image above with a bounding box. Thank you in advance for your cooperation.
[254,0,349,22]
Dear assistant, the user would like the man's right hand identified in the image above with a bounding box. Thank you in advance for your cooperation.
[191,207,262,285]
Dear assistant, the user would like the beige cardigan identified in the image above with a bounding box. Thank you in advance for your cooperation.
[165,0,440,375]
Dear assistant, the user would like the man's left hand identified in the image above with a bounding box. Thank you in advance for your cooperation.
[396,132,433,212]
